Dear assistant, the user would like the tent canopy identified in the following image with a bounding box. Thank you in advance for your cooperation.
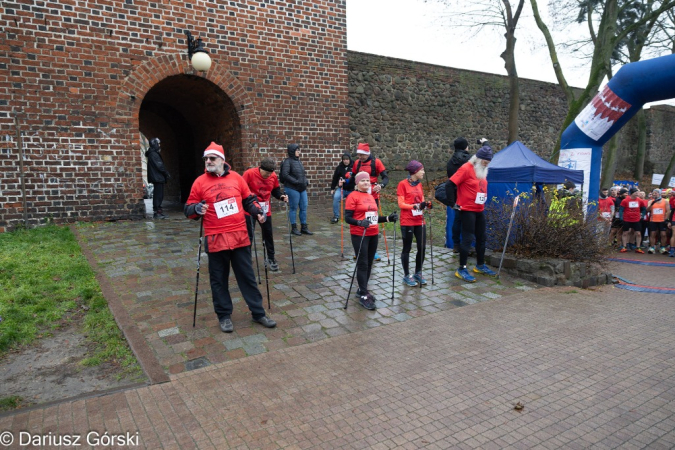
[487,141,584,184]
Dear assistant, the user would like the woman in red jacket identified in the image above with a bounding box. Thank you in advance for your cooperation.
[397,160,430,287]
[344,171,398,310]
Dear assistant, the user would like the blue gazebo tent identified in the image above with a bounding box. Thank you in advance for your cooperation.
[445,141,584,247]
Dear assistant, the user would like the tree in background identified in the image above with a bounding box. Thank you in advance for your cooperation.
[427,0,526,144]
[529,0,675,165]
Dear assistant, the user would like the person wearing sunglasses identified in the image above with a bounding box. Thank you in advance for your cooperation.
[184,142,277,333]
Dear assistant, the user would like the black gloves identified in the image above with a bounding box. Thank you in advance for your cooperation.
[195,201,206,215]
[356,219,371,228]
[387,212,398,223]
[425,201,433,210]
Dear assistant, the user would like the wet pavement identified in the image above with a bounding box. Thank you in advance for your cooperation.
[2,203,675,448]
[73,202,540,379]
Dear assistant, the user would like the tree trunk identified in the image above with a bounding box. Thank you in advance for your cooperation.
[601,135,619,189]
[633,108,647,181]
[501,33,520,144]
[659,149,675,189]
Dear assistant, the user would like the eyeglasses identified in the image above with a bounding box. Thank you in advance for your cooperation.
[202,156,219,162]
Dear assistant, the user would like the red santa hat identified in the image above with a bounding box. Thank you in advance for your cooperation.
[356,143,370,155]
[203,142,225,160]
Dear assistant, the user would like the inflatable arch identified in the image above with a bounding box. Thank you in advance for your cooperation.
[559,53,675,207]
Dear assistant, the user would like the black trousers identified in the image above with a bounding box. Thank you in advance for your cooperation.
[246,215,275,259]
[400,225,426,276]
[207,246,266,321]
[152,183,164,213]
[351,233,378,294]
[459,210,486,268]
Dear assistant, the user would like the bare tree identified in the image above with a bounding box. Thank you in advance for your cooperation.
[428,0,526,144]
[529,0,675,162]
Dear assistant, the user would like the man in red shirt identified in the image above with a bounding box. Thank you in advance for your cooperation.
[243,158,288,272]
[619,188,647,253]
[447,144,497,282]
[597,187,614,238]
[184,142,276,333]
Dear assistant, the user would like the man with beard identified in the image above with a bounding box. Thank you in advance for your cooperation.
[184,142,277,333]
[446,144,497,282]
[446,137,472,253]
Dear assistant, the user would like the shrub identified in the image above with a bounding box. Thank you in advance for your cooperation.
[485,187,611,263]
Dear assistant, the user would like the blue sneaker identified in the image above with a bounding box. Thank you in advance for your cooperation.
[413,272,427,285]
[474,264,497,277]
[374,252,381,261]
[455,267,477,283]
[402,276,418,287]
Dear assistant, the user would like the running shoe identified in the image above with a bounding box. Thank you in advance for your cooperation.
[402,276,418,287]
[455,267,477,283]
[619,247,628,253]
[374,252,381,261]
[635,248,644,254]
[413,272,427,285]
[648,247,655,254]
[473,264,497,277]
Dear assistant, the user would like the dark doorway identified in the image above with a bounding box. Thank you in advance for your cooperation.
[139,75,242,203]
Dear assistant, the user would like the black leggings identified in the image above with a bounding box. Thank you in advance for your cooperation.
[459,210,486,267]
[351,233,379,294]
[400,225,426,276]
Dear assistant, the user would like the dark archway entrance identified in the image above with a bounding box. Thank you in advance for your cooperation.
[139,75,242,203]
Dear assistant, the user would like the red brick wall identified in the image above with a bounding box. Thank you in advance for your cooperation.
[0,0,349,231]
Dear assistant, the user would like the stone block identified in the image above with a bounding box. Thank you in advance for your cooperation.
[536,276,556,287]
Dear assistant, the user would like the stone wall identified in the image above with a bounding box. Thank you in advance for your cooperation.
[348,51,675,177]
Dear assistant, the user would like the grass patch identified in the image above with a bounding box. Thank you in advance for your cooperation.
[0,396,23,411]
[0,224,141,377]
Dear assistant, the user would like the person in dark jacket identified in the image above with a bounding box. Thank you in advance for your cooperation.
[145,137,171,219]
[446,137,472,252]
[330,153,354,223]
[280,143,313,236]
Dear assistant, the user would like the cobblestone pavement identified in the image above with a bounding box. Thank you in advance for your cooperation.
[72,206,540,378]
[3,279,675,448]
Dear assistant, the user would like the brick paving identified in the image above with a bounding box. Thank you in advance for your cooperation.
[72,205,540,378]
[2,278,675,448]
[3,205,675,448]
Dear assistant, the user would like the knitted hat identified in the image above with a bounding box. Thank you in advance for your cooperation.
[203,142,225,160]
[475,145,493,161]
[453,137,468,151]
[355,171,370,184]
[619,188,628,195]
[356,143,371,155]
[260,157,276,172]
[629,187,638,194]
[405,160,424,175]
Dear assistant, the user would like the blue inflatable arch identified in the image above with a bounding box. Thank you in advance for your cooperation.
[560,53,675,207]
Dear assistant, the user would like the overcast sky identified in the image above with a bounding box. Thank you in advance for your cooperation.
[346,0,672,107]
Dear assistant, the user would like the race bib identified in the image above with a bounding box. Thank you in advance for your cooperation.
[601,212,611,218]
[475,192,487,205]
[653,208,663,215]
[629,201,639,208]
[214,198,239,219]
[260,201,269,215]
[412,208,424,216]
[365,211,378,227]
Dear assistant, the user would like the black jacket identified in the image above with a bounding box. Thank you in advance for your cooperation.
[446,149,471,179]
[280,148,308,192]
[331,154,354,191]
[146,147,170,184]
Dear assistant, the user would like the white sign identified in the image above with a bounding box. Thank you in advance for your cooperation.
[558,148,592,204]
[651,174,675,187]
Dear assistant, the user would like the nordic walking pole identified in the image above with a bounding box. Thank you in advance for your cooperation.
[422,162,435,284]
[379,201,390,264]
[340,185,344,258]
[345,225,368,309]
[497,196,519,278]
[192,201,206,328]
[261,234,271,310]
[391,223,396,299]
[250,215,261,285]
[286,202,296,274]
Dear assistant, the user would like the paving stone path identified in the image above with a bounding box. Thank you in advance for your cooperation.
[75,206,539,378]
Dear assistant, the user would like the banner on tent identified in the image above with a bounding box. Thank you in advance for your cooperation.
[558,148,592,203]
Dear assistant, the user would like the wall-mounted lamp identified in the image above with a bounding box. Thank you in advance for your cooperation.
[185,30,212,72]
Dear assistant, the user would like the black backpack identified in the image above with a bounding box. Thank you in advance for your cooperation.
[279,158,288,184]
[434,182,451,206]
